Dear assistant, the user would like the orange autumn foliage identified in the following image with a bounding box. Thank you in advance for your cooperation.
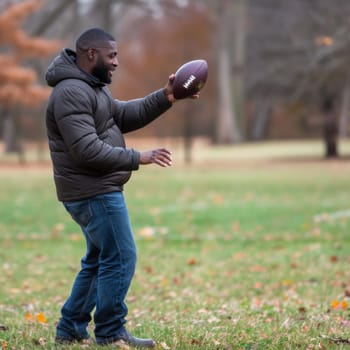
[0,0,61,108]
[0,0,41,35]
[0,66,36,85]
[12,30,60,57]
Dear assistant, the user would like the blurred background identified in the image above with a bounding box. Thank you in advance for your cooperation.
[1,0,350,163]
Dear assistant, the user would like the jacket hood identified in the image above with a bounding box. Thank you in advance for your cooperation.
[45,48,105,88]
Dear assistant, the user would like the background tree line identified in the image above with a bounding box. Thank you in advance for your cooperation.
[1,0,350,161]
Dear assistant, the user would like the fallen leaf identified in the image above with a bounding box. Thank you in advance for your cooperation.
[160,341,171,349]
[36,312,47,323]
[281,279,293,286]
[249,265,266,272]
[69,233,82,241]
[25,312,35,321]
[298,306,307,314]
[282,317,291,329]
[302,325,309,332]
[290,262,298,269]
[233,252,245,260]
[51,223,64,238]
[25,312,48,323]
[330,255,338,263]
[0,324,9,331]
[187,258,198,266]
[251,297,262,309]
[331,300,348,310]
[32,337,46,346]
[138,227,155,239]
[211,193,224,205]
[254,282,263,289]
[319,342,327,350]
[231,221,240,231]
[143,266,154,274]
[208,316,220,323]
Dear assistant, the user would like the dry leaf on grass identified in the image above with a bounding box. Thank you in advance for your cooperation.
[0,324,9,331]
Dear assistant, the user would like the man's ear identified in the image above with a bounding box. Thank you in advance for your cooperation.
[87,48,95,61]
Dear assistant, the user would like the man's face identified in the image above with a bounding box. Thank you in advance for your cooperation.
[91,41,118,84]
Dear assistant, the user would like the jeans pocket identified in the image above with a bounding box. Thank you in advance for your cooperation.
[64,200,93,227]
[102,192,126,213]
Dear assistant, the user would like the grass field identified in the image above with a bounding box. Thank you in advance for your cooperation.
[0,140,350,349]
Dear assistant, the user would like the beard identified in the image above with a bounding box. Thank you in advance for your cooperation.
[91,56,111,84]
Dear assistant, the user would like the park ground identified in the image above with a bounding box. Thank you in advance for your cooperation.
[0,139,350,349]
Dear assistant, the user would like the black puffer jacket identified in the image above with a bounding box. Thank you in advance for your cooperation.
[46,48,172,202]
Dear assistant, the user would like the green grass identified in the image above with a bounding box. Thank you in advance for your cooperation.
[0,141,350,349]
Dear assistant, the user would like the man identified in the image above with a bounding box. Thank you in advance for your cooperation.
[45,28,197,347]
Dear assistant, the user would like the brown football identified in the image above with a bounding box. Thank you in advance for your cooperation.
[172,59,208,100]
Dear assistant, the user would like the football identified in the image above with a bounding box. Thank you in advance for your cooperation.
[172,59,208,100]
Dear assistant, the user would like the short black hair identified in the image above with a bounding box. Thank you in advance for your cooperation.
[76,28,115,51]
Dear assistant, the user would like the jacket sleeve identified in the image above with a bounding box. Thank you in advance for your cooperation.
[53,85,140,172]
[112,88,172,133]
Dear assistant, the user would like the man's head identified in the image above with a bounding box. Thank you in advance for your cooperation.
[75,28,118,84]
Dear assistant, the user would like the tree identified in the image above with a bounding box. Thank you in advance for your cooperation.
[5,0,350,159]
[0,0,60,157]
[201,0,246,144]
[246,0,350,157]
[0,0,59,107]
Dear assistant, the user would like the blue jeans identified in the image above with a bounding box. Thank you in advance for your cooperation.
[56,192,137,344]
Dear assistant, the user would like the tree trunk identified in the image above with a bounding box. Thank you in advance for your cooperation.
[232,0,246,139]
[338,74,350,137]
[321,95,338,158]
[216,47,239,143]
[3,108,25,163]
[215,0,240,143]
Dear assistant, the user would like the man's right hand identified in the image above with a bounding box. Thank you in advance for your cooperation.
[140,148,172,167]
